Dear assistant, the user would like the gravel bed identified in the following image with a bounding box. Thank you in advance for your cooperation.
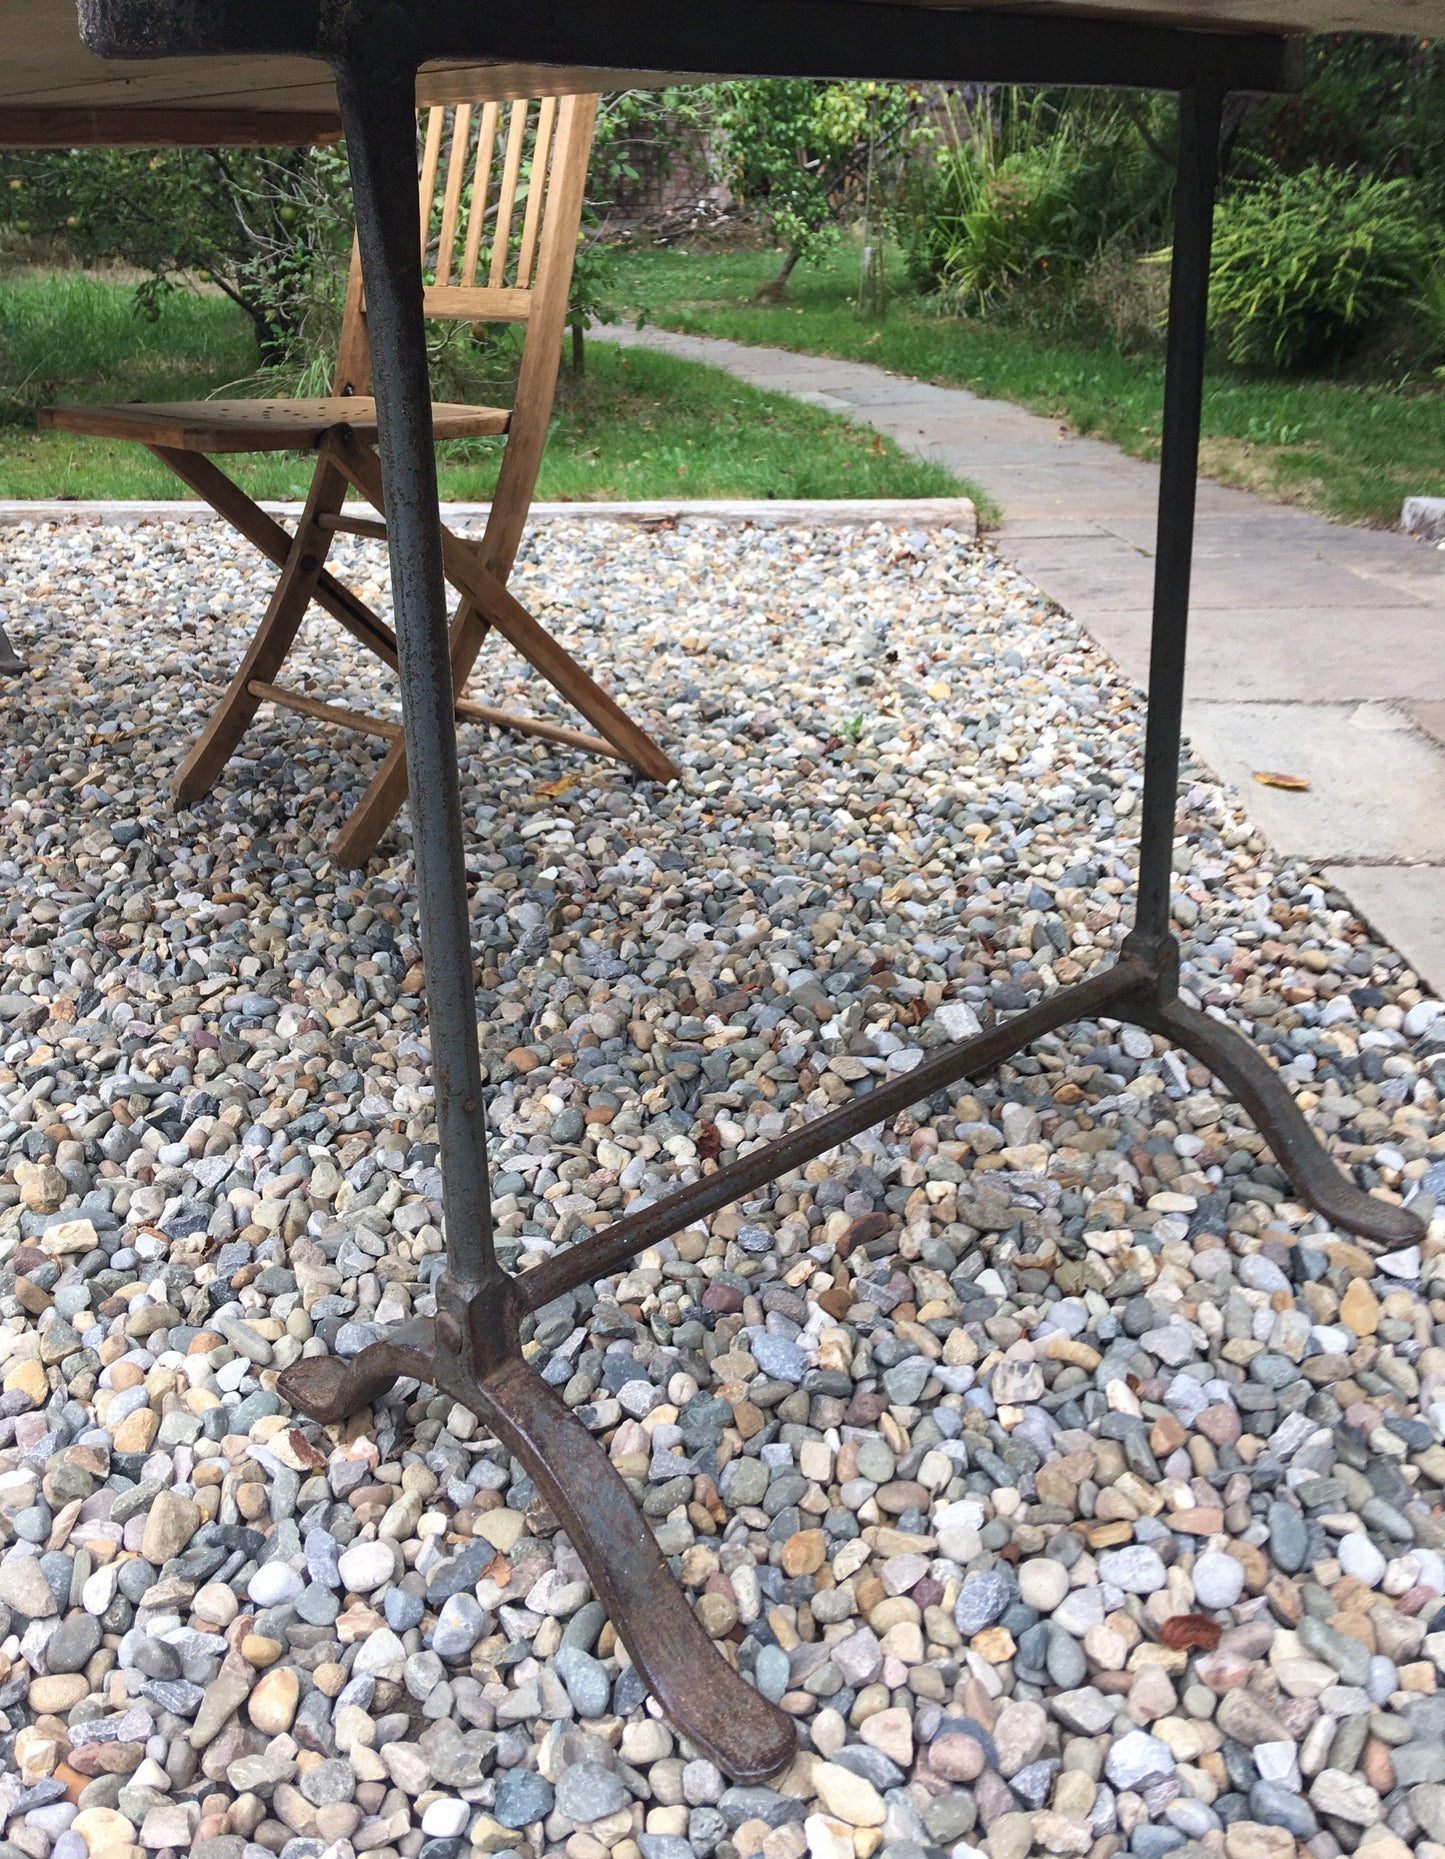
[0,515,1443,1859]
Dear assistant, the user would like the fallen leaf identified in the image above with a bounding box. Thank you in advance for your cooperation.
[1252,770,1311,791]
[696,1123,723,1163]
[536,774,579,800]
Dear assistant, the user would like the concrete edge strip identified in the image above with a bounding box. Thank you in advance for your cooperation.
[0,496,976,533]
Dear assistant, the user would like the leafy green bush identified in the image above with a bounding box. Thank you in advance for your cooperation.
[897,92,1173,307]
[1208,164,1436,370]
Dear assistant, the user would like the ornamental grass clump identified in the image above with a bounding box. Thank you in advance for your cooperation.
[1208,163,1436,370]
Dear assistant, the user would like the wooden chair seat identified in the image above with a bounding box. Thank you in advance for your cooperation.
[40,396,509,453]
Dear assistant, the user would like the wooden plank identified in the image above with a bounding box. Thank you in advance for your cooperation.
[332,238,372,396]
[249,681,402,742]
[421,284,531,324]
[318,512,388,540]
[453,698,616,759]
[434,103,473,289]
[40,396,508,451]
[488,100,530,290]
[462,101,501,289]
[515,95,557,292]
[418,105,447,268]
[0,107,341,146]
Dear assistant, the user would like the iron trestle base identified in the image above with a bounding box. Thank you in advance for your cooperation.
[264,41,1413,1801]
[277,930,1423,1782]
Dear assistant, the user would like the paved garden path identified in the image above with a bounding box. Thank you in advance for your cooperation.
[599,321,1445,990]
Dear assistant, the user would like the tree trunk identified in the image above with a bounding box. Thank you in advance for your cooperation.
[752,241,804,304]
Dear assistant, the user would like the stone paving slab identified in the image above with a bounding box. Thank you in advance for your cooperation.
[1182,701,1445,866]
[597,320,1445,982]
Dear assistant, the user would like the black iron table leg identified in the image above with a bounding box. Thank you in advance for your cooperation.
[276,55,797,1786]
[280,58,1419,1785]
[1111,86,1422,1247]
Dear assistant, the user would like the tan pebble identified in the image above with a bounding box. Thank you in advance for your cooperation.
[110,1407,159,1454]
[803,1815,853,1859]
[812,1763,884,1829]
[858,1707,912,1767]
[5,1359,51,1405]
[313,1663,348,1697]
[1053,1772,1096,1819]
[1360,1737,1395,1794]
[867,1596,918,1635]
[249,1665,299,1733]
[15,1724,65,1783]
[71,1809,136,1855]
[28,1674,89,1713]
[241,1635,284,1670]
[1339,1279,1380,1337]
[970,1625,1016,1663]
[695,1592,737,1638]
[1223,1824,1295,1859]
[1031,1813,1093,1856]
[985,1811,1035,1859]
[193,1582,239,1627]
[470,1816,519,1853]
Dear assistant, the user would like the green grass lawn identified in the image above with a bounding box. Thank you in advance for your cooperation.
[0,269,966,504]
[610,245,1445,528]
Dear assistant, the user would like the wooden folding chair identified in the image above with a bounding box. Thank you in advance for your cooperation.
[40,92,678,866]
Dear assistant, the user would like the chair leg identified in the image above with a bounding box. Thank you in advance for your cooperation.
[334,435,680,762]
[171,452,350,807]
[150,447,400,668]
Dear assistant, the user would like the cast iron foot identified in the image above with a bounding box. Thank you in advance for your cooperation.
[1118,935,1424,1247]
[278,1311,797,1784]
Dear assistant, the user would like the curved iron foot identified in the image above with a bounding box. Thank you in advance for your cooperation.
[474,1354,797,1784]
[276,1311,796,1782]
[277,1317,438,1423]
[1121,980,1424,1247]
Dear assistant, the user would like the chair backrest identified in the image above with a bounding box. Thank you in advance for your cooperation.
[333,90,599,576]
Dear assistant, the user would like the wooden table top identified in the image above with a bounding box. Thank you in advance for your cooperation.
[4,0,1436,147]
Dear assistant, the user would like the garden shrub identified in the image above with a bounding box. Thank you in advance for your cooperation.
[1208,164,1436,369]
[897,93,1173,308]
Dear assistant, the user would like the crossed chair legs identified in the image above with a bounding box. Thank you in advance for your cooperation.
[155,429,677,866]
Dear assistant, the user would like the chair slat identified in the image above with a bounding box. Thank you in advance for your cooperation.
[461,100,500,288]
[488,100,530,290]
[417,106,447,268]
[434,103,473,289]
[422,284,532,324]
[515,95,557,292]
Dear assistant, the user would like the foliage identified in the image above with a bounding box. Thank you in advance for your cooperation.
[1208,163,1436,369]
[709,80,928,297]
[896,90,1175,308]
[1233,34,1445,211]
[0,144,351,366]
